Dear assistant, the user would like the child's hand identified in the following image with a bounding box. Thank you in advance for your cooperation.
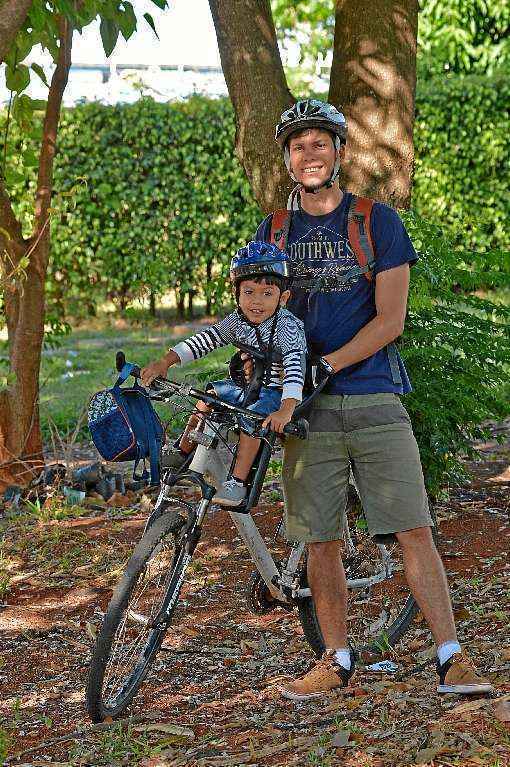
[262,407,293,435]
[141,351,178,387]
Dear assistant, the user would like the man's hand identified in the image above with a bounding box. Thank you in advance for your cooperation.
[141,350,179,387]
[262,398,298,434]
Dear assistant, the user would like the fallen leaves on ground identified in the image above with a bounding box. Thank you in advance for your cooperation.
[1,426,510,766]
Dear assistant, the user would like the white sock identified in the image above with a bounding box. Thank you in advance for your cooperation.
[437,640,461,666]
[333,648,352,671]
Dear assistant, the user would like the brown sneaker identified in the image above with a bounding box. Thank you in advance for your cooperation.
[280,649,355,701]
[437,652,493,694]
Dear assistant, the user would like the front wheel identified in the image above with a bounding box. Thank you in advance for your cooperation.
[86,506,190,722]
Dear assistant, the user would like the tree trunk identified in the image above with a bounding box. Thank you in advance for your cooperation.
[328,0,418,208]
[1,240,47,487]
[187,290,194,320]
[0,0,33,64]
[208,0,294,212]
[119,288,128,312]
[0,16,72,489]
[206,260,212,315]
[149,289,156,317]
[176,290,185,320]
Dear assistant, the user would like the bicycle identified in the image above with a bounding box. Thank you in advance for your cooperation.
[86,351,425,722]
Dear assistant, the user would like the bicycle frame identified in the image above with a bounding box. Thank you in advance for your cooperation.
[136,370,397,613]
[152,408,396,609]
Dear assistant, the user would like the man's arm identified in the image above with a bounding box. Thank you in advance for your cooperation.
[323,264,410,373]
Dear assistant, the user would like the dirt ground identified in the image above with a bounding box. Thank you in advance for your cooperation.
[0,425,509,767]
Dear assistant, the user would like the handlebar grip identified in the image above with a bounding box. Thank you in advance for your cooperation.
[116,351,126,372]
[283,418,309,440]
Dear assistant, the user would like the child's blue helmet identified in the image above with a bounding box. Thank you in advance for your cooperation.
[230,241,290,282]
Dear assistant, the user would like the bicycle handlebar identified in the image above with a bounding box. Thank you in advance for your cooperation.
[115,350,309,439]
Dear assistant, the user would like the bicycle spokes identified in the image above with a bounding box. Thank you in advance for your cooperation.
[101,537,177,706]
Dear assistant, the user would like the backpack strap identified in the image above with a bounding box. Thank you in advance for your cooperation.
[270,209,291,251]
[347,195,375,281]
[386,342,402,387]
[114,362,136,388]
[134,389,161,486]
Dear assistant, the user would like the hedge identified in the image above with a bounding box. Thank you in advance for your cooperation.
[413,69,509,255]
[2,70,508,317]
[48,96,261,318]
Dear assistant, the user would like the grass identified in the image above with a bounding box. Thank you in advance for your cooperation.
[39,320,232,443]
[68,721,159,766]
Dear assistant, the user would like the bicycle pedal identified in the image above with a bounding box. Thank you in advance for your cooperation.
[188,430,214,447]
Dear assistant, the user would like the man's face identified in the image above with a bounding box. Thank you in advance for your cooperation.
[238,279,289,324]
[287,128,344,188]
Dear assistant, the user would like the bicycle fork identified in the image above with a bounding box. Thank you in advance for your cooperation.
[151,494,212,628]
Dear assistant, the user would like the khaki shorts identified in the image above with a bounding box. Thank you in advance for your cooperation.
[282,393,432,542]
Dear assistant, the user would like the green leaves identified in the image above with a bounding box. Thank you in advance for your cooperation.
[31,63,49,87]
[401,205,510,496]
[117,2,137,41]
[100,17,120,58]
[414,70,510,256]
[5,64,30,93]
[98,1,165,56]
[143,13,159,39]
[418,0,510,76]
[11,94,47,132]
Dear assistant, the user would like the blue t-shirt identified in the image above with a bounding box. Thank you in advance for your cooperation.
[255,191,417,395]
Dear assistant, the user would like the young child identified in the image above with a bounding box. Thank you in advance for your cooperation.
[141,241,307,506]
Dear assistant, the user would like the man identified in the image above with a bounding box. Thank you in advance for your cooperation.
[254,99,492,701]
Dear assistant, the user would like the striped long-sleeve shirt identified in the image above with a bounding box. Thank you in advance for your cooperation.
[171,308,307,401]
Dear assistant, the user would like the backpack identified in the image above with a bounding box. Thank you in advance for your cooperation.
[87,363,164,486]
[269,194,402,387]
[270,193,375,283]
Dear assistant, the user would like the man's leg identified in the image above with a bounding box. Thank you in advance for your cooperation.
[277,397,356,700]
[396,525,492,692]
[396,526,456,647]
[307,540,348,649]
[346,394,493,695]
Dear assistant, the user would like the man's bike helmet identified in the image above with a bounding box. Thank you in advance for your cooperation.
[275,99,347,193]
[230,241,290,282]
[275,99,347,149]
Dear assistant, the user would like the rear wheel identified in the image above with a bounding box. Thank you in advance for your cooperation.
[86,504,191,722]
[298,491,438,659]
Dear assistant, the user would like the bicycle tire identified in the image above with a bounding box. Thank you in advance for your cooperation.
[86,510,188,722]
[298,506,439,659]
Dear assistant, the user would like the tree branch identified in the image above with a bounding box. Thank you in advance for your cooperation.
[0,177,25,280]
[0,0,33,64]
[0,178,23,246]
[32,14,72,272]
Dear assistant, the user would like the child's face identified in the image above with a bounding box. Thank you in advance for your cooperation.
[238,279,290,324]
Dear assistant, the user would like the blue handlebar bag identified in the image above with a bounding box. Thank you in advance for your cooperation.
[87,363,164,485]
